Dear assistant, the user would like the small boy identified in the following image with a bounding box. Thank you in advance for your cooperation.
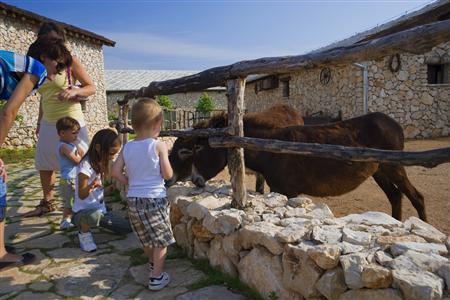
[112,98,175,291]
[56,117,85,230]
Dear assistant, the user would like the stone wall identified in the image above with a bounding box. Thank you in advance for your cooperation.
[0,17,109,148]
[106,90,228,119]
[168,181,450,300]
[244,41,450,139]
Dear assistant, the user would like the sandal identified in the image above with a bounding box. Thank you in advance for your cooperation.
[23,200,57,218]
[0,252,36,271]
[5,245,15,253]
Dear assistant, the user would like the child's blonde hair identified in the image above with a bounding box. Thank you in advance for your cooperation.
[131,98,163,131]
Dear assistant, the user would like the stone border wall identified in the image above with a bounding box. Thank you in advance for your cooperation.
[0,17,109,148]
[168,181,450,300]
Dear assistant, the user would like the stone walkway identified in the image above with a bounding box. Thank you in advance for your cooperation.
[1,161,247,300]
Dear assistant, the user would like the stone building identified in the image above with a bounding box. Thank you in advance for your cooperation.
[245,0,450,138]
[0,2,114,147]
[105,69,227,118]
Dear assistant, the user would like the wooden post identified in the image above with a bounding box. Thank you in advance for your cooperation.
[226,78,247,208]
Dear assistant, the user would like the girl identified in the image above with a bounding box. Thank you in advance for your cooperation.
[112,98,174,291]
[73,129,131,252]
[0,40,72,270]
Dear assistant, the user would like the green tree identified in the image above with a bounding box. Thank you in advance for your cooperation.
[196,92,215,114]
[156,95,174,110]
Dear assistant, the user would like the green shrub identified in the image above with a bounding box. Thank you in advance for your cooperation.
[196,92,215,114]
[156,95,174,110]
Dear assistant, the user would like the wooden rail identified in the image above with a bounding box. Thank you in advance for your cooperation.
[209,136,450,168]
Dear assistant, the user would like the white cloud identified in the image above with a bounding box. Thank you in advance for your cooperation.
[101,31,304,62]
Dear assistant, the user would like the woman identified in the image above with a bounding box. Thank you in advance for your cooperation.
[25,22,96,217]
[0,39,72,269]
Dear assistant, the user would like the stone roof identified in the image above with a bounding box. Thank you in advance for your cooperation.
[313,0,450,53]
[105,69,226,92]
[0,2,115,46]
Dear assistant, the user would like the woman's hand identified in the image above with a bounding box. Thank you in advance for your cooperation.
[58,88,79,101]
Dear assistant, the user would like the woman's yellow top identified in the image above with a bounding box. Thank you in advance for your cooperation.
[38,70,84,124]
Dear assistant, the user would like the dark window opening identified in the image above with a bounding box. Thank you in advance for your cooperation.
[254,75,279,93]
[281,79,290,98]
[427,64,449,84]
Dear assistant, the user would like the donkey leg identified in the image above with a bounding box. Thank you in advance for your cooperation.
[373,171,403,220]
[381,165,427,222]
[255,173,265,194]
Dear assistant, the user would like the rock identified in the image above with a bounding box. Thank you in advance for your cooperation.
[362,264,392,288]
[393,269,444,300]
[275,223,312,243]
[446,236,450,251]
[5,218,52,244]
[404,217,446,243]
[282,243,323,298]
[287,196,312,208]
[375,251,393,266]
[437,264,450,293]
[238,247,290,300]
[222,232,241,266]
[194,239,210,259]
[401,250,449,272]
[262,192,288,208]
[134,286,188,300]
[338,289,402,300]
[20,249,51,273]
[177,285,246,300]
[390,242,448,256]
[307,203,334,220]
[261,213,281,225]
[108,232,141,251]
[14,292,62,300]
[172,195,195,216]
[107,283,143,300]
[203,209,244,235]
[0,268,39,295]
[191,221,215,241]
[239,222,283,255]
[208,236,238,277]
[376,235,427,247]
[284,207,307,218]
[338,241,365,254]
[312,225,343,244]
[273,207,287,218]
[16,233,70,249]
[343,227,372,246]
[170,204,184,226]
[29,281,53,292]
[280,217,312,227]
[308,244,341,269]
[315,267,347,300]
[340,252,369,289]
[43,253,130,297]
[339,212,402,229]
[186,196,230,220]
[173,223,190,251]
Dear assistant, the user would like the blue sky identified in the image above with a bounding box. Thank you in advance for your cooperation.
[4,0,432,71]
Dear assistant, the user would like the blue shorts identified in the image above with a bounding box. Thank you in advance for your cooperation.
[0,205,5,222]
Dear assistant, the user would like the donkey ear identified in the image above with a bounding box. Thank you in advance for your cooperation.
[178,148,193,160]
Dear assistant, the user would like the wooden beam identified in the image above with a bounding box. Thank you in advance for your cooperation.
[128,19,450,98]
[226,78,247,208]
[209,136,450,168]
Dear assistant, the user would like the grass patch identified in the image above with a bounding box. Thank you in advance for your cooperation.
[0,148,36,164]
[167,244,187,260]
[123,248,146,266]
[189,259,264,300]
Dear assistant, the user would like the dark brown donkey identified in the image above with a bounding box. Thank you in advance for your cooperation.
[168,112,426,221]
[167,104,304,193]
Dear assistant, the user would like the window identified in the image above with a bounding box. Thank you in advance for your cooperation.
[427,64,449,84]
[280,78,290,98]
[255,75,279,93]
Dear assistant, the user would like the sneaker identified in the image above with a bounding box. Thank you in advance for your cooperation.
[59,218,74,230]
[148,272,170,291]
[78,231,97,252]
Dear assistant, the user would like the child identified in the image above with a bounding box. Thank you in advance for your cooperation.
[73,129,131,252]
[112,98,175,291]
[56,117,84,230]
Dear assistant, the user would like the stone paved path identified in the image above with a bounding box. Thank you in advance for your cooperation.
[1,161,247,300]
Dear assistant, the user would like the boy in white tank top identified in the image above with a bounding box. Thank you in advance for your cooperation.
[112,98,174,291]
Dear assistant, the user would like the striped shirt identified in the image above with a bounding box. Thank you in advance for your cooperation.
[0,50,47,100]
